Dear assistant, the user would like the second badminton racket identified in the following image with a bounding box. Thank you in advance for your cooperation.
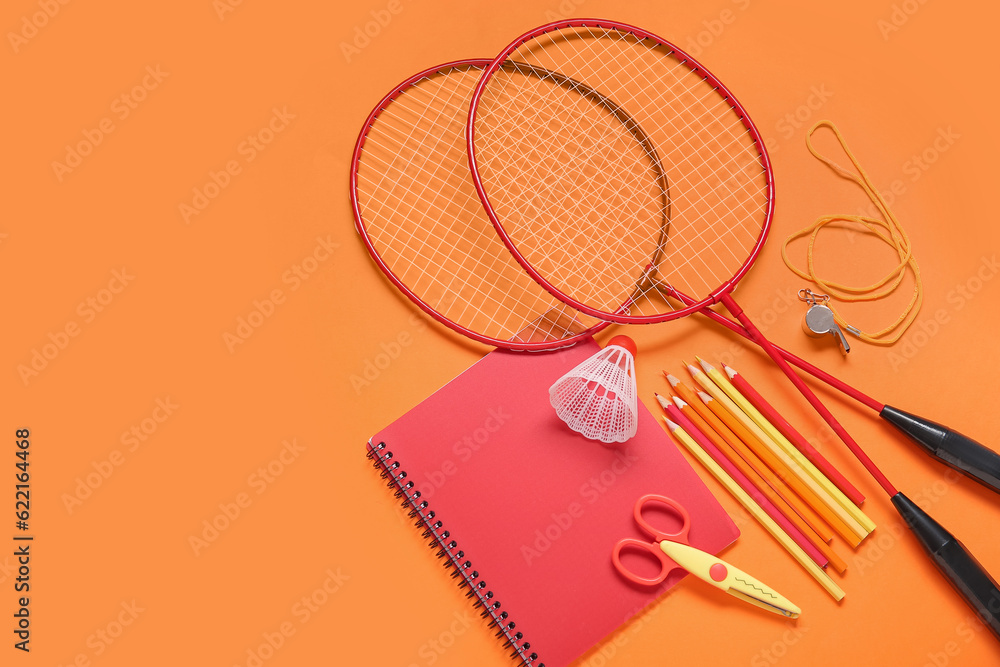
[351,59,609,351]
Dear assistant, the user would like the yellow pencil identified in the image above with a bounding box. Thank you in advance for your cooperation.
[686,361,870,547]
[697,357,877,535]
[665,417,845,601]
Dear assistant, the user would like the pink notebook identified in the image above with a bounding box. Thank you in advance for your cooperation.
[366,340,739,667]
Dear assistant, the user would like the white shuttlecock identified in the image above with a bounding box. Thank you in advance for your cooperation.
[549,335,639,443]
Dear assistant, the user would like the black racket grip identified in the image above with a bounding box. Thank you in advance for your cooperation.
[881,405,1000,493]
[892,492,1000,639]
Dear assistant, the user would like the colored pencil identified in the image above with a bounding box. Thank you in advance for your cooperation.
[656,393,828,568]
[664,417,845,601]
[722,362,865,506]
[665,373,836,544]
[662,404,830,581]
[699,358,875,535]
[661,393,847,574]
[686,362,869,547]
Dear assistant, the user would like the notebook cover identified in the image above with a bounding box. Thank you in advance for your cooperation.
[366,340,739,667]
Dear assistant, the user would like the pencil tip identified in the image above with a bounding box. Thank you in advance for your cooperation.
[665,373,681,387]
[672,395,687,408]
[724,365,738,379]
[663,418,679,431]
[697,391,713,403]
[699,358,715,373]
[654,393,671,409]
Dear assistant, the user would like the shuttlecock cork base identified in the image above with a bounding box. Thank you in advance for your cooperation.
[549,336,639,443]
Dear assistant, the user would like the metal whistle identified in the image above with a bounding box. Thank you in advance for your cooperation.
[799,289,851,354]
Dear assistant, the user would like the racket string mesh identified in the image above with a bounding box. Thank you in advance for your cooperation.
[471,24,771,321]
[354,62,604,347]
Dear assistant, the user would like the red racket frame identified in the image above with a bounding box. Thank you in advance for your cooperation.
[350,58,611,351]
[466,18,775,326]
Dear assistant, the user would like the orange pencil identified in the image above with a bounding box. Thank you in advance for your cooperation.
[694,386,864,549]
[722,363,865,506]
[658,393,847,574]
[665,373,838,547]
[698,358,873,538]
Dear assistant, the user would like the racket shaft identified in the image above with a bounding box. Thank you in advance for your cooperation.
[671,287,882,410]
[719,294,897,496]
[695,296,1000,497]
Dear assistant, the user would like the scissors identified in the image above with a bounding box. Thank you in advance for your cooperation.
[612,494,801,618]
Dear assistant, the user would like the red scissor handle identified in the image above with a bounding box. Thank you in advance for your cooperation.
[611,538,672,585]
[612,495,693,586]
[633,494,691,543]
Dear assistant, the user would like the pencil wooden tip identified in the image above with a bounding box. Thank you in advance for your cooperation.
[697,391,713,403]
[685,362,701,376]
[664,373,681,387]
[663,417,679,431]
[672,395,687,409]
[724,365,738,380]
[654,393,671,410]
[698,358,715,373]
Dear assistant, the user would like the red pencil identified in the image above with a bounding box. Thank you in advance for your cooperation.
[661,393,846,573]
[722,363,865,506]
[658,400,830,570]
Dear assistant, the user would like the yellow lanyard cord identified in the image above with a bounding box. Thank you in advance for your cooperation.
[781,120,923,345]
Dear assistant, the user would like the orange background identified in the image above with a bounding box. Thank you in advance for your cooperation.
[4,1,1000,666]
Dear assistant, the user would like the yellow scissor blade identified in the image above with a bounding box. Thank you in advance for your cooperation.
[659,541,801,618]
[728,586,800,619]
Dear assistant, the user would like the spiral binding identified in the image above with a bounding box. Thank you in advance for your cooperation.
[367,441,541,666]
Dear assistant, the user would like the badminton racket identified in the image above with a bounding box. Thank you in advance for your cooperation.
[467,18,1000,636]
[465,17,893,489]
[351,59,609,351]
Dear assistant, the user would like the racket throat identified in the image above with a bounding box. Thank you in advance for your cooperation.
[716,292,744,315]
[511,306,589,344]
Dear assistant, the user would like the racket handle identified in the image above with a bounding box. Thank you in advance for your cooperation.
[892,492,1000,639]
[881,406,1000,494]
